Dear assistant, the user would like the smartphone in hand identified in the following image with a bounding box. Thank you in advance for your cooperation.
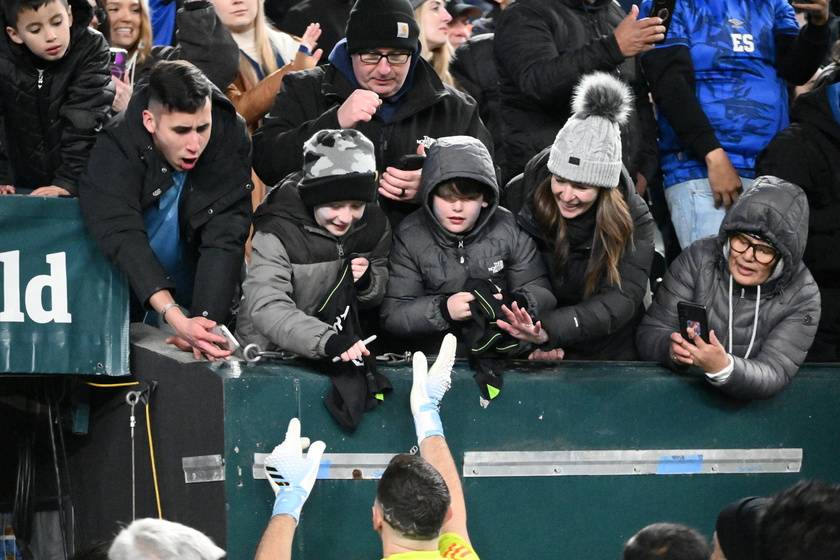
[398,154,425,171]
[677,301,709,344]
[648,0,677,44]
[210,325,241,353]
[109,47,128,80]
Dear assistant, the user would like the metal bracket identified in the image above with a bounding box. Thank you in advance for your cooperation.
[463,448,803,477]
[254,452,395,481]
[183,454,225,483]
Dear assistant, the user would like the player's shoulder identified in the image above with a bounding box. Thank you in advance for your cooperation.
[438,533,479,560]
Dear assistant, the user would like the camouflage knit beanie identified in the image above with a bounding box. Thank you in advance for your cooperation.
[299,129,378,207]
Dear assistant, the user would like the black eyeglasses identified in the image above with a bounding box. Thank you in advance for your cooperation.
[357,51,411,65]
[729,233,779,264]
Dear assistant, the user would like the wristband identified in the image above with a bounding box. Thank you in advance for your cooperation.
[414,404,444,446]
[160,302,181,325]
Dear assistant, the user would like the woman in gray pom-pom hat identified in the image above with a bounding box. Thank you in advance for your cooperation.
[498,72,656,361]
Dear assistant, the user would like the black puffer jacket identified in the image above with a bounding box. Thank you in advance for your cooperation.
[509,148,655,360]
[450,34,506,174]
[637,177,821,399]
[128,1,240,91]
[251,46,492,226]
[756,64,840,360]
[381,136,555,353]
[79,83,253,324]
[493,0,657,183]
[0,0,114,195]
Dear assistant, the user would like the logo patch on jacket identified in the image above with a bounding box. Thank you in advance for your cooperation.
[488,260,504,274]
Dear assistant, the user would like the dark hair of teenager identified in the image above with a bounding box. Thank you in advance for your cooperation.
[758,479,840,560]
[147,60,212,114]
[533,175,633,297]
[433,177,493,203]
[622,523,711,560]
[375,454,451,540]
[3,0,69,29]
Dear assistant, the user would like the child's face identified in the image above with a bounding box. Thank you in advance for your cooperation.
[6,0,73,62]
[432,192,487,234]
[314,201,366,237]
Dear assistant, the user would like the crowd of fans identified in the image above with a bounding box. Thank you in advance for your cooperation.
[2,0,839,556]
[1,0,839,402]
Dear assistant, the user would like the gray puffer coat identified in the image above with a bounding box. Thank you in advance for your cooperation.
[237,177,391,358]
[636,176,821,399]
[380,136,555,352]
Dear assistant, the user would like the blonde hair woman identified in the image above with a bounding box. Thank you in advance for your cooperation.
[411,0,455,86]
[498,73,655,361]
[212,0,322,208]
[104,0,240,112]
[213,0,322,129]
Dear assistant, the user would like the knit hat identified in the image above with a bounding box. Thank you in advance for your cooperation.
[547,72,632,189]
[345,0,420,54]
[299,129,378,207]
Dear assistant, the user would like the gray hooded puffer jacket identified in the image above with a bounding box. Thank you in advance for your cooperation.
[636,176,821,399]
[380,136,556,351]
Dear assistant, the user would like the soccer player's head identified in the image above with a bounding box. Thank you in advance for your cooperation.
[374,454,450,540]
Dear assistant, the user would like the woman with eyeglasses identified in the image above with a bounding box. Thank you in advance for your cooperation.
[636,176,821,400]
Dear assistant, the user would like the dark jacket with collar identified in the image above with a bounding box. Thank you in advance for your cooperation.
[79,83,253,323]
[757,64,840,283]
[380,136,555,353]
[493,0,658,183]
[637,177,821,399]
[508,148,656,360]
[756,64,840,360]
[251,43,492,225]
[236,177,390,358]
[0,0,114,195]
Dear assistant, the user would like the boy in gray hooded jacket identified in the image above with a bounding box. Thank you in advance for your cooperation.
[381,135,555,359]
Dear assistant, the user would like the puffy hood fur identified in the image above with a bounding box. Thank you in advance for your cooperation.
[718,176,809,290]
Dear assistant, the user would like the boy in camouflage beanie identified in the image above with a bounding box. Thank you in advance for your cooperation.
[237,128,391,366]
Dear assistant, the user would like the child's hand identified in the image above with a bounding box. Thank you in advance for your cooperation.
[30,186,70,197]
[350,257,369,281]
[446,292,475,321]
[112,75,133,113]
[0,185,15,195]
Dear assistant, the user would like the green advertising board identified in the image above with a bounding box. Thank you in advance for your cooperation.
[0,196,129,375]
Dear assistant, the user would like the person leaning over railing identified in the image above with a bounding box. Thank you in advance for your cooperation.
[635,177,821,400]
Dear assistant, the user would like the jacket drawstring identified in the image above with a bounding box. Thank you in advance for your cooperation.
[728,275,761,359]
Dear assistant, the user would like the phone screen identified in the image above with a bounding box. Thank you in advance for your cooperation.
[677,302,709,344]
[109,48,128,80]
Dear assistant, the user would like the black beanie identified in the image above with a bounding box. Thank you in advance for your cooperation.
[716,496,768,560]
[345,0,420,54]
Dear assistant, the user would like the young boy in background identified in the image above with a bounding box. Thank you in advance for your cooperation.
[0,0,113,196]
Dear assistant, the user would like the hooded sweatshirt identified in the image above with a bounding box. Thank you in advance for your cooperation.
[380,135,555,354]
[637,176,821,399]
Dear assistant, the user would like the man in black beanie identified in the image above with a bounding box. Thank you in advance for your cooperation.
[251,0,492,227]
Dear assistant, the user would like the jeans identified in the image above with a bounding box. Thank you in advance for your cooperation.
[665,177,754,249]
